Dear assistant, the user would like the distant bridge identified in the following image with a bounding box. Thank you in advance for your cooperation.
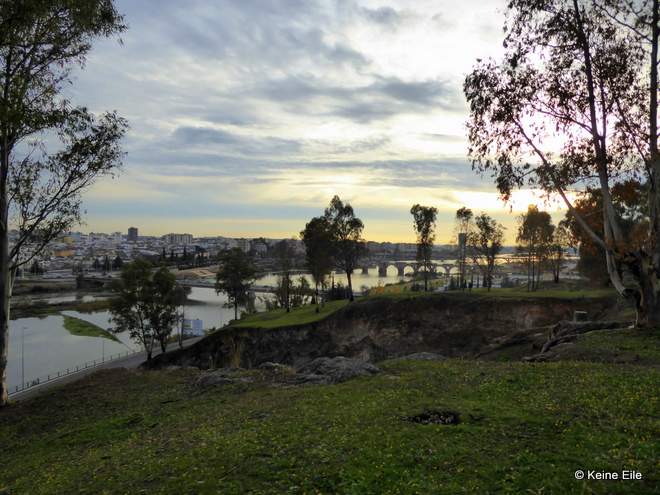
[178,279,277,294]
[357,260,463,277]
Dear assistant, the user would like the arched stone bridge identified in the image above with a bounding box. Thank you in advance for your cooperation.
[358,261,462,277]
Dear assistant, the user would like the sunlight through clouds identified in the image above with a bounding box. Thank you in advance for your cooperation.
[72,0,512,241]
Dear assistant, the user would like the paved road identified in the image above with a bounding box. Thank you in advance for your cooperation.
[10,336,204,402]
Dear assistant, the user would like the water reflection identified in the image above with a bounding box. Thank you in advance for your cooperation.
[7,269,407,391]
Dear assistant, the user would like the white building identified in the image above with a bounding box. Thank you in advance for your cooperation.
[164,233,193,245]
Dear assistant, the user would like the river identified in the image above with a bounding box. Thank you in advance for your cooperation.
[6,268,409,392]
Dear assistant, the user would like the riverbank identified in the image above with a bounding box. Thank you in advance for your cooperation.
[10,297,113,319]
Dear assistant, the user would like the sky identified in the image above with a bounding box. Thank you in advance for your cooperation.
[69,0,569,243]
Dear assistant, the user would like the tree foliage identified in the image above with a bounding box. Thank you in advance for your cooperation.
[324,195,367,301]
[300,216,334,311]
[516,205,555,291]
[467,213,505,290]
[0,0,127,404]
[110,260,179,359]
[454,207,473,288]
[464,0,660,324]
[215,248,256,321]
[410,204,438,292]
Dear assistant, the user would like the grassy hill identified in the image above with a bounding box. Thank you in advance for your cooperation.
[1,326,658,495]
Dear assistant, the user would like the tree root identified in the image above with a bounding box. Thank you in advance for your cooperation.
[522,320,631,362]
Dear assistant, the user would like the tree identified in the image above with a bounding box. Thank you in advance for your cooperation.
[454,207,473,289]
[467,213,505,290]
[464,0,660,325]
[112,255,123,271]
[147,267,180,353]
[29,260,42,275]
[290,276,312,308]
[410,204,438,292]
[92,257,101,271]
[274,239,295,312]
[102,255,110,273]
[562,180,646,285]
[172,284,191,349]
[549,223,570,283]
[215,248,256,321]
[110,260,179,360]
[516,206,555,291]
[324,195,367,301]
[0,1,127,405]
[300,216,335,312]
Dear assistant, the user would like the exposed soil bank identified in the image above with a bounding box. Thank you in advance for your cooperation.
[148,294,616,369]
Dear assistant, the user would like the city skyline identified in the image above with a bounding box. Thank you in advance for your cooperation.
[65,0,570,243]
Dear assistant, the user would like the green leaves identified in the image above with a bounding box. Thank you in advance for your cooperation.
[110,260,179,355]
[216,248,256,319]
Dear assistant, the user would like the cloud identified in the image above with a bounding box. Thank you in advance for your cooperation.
[360,6,404,26]
[170,126,302,155]
[249,74,462,123]
[64,0,508,241]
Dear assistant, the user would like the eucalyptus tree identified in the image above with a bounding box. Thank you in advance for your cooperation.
[465,0,660,324]
[215,248,256,321]
[467,213,505,290]
[300,216,334,312]
[549,223,570,283]
[516,206,555,291]
[324,195,367,301]
[274,239,295,312]
[0,1,127,404]
[410,204,438,291]
[454,207,473,288]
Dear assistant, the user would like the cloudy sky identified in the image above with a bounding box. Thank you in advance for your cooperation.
[71,0,566,243]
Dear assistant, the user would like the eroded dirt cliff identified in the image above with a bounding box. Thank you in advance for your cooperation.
[148,294,616,369]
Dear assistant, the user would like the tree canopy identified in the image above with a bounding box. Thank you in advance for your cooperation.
[410,204,438,292]
[324,195,367,301]
[215,248,256,321]
[464,0,660,323]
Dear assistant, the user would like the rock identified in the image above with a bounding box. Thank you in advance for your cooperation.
[397,352,446,361]
[295,356,380,384]
[193,368,252,388]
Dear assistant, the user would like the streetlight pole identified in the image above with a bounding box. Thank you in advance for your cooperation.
[21,326,25,389]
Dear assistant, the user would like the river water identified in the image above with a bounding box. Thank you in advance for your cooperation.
[6,268,409,392]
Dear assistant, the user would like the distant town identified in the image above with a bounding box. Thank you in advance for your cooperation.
[15,226,536,280]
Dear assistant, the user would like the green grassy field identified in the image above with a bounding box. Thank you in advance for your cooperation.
[230,299,349,329]
[62,315,119,341]
[229,287,619,332]
[0,353,657,494]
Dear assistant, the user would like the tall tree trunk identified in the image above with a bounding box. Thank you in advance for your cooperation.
[346,270,354,301]
[234,303,238,321]
[315,282,319,313]
[632,253,660,326]
[178,305,184,349]
[0,218,9,406]
[643,0,660,328]
[0,143,10,405]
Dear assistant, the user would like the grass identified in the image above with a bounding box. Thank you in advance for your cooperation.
[364,286,618,302]
[231,299,349,329]
[0,356,657,494]
[62,315,119,342]
[229,286,618,332]
[11,298,112,319]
